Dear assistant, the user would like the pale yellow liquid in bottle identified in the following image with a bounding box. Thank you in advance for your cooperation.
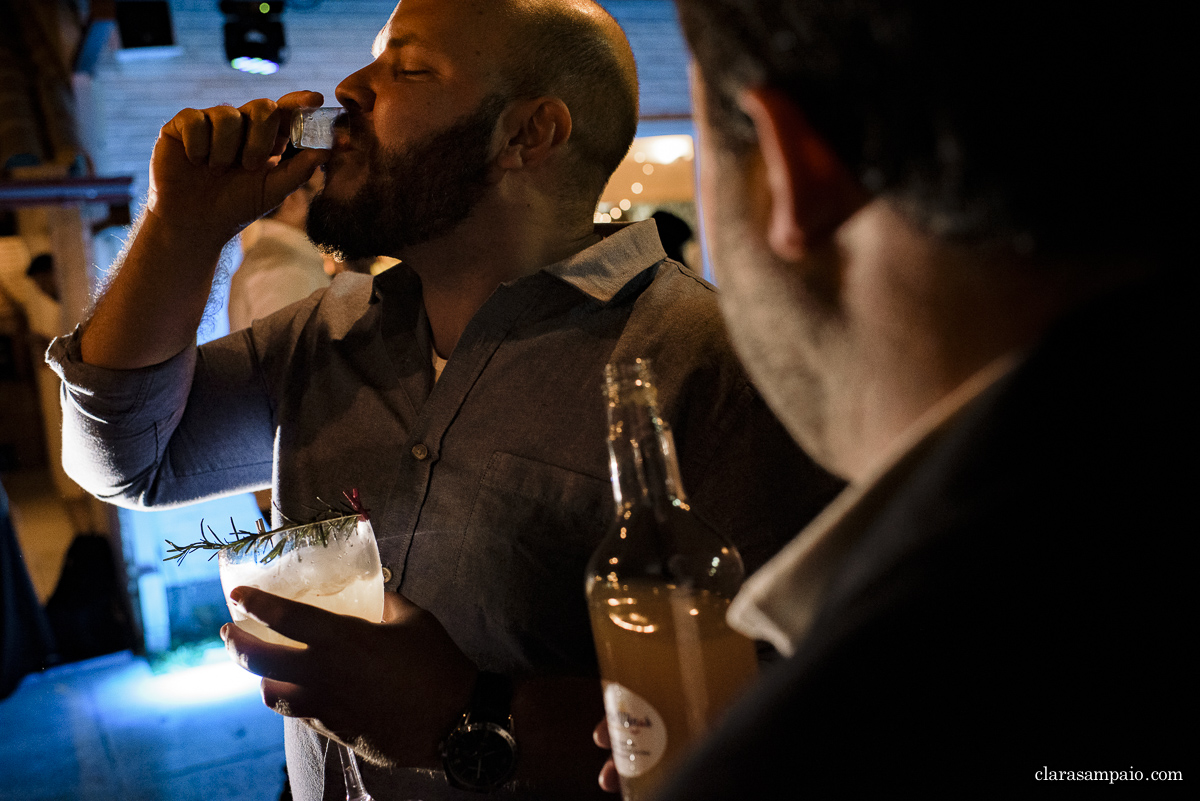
[588,580,758,801]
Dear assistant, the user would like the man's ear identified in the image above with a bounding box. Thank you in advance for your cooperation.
[739,87,867,261]
[494,97,572,171]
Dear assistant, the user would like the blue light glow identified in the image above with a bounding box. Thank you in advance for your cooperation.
[97,647,263,709]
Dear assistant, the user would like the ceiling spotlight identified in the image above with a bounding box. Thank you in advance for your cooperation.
[220,1,287,75]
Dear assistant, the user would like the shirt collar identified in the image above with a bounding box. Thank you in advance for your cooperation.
[540,221,667,303]
[367,220,666,306]
[727,354,1019,657]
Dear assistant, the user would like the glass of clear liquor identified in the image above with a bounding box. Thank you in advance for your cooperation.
[290,106,343,150]
[219,512,383,801]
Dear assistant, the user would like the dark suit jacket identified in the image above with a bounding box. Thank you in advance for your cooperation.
[657,270,1193,796]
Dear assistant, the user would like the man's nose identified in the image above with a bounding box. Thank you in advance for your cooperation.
[335,64,375,114]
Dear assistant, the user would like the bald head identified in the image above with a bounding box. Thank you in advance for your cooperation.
[371,0,637,205]
[492,0,640,204]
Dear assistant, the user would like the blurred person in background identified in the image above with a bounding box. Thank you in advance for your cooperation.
[0,238,101,536]
[1,477,56,699]
[227,172,328,332]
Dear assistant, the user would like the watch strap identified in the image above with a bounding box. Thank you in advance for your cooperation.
[465,671,513,728]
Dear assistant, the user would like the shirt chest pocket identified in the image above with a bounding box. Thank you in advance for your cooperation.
[451,451,612,673]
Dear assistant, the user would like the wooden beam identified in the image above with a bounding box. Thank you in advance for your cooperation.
[0,176,134,209]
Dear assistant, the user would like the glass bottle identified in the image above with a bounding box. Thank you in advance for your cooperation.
[585,359,758,801]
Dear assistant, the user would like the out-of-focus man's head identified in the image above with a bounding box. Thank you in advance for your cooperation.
[674,0,1184,479]
[676,0,1183,263]
[308,0,637,262]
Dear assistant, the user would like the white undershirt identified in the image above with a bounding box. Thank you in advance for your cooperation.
[432,348,448,382]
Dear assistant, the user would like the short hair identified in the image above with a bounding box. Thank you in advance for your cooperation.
[501,1,639,205]
[675,0,1185,261]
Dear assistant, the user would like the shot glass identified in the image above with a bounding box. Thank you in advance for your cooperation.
[290,107,342,150]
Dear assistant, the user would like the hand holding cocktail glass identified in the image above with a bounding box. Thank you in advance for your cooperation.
[218,509,383,800]
[150,91,330,249]
[216,522,477,791]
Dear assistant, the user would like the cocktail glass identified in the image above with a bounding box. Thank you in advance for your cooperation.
[219,513,383,801]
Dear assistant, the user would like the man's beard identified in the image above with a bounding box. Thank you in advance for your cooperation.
[701,149,846,478]
[307,95,506,261]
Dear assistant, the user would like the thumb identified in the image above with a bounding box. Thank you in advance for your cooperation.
[263,148,330,210]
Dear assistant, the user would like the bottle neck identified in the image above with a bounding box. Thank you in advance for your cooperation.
[606,363,687,517]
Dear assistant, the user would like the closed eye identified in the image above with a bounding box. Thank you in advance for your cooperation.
[392,64,432,79]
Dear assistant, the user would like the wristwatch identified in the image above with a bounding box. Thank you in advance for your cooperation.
[441,671,519,792]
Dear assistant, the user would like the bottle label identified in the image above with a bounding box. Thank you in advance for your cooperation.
[603,681,668,778]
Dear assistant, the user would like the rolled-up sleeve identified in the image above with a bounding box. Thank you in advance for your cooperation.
[46,327,275,509]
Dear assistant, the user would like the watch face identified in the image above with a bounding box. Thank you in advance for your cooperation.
[443,722,519,792]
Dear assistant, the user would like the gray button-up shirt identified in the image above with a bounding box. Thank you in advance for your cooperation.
[49,220,840,799]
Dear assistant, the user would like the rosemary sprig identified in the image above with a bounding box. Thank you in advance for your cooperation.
[163,517,265,564]
[163,489,370,565]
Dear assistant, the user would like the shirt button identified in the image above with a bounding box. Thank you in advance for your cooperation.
[381,567,393,583]
[411,443,429,460]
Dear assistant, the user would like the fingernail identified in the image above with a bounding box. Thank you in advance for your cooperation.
[229,587,245,604]
[219,623,229,641]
